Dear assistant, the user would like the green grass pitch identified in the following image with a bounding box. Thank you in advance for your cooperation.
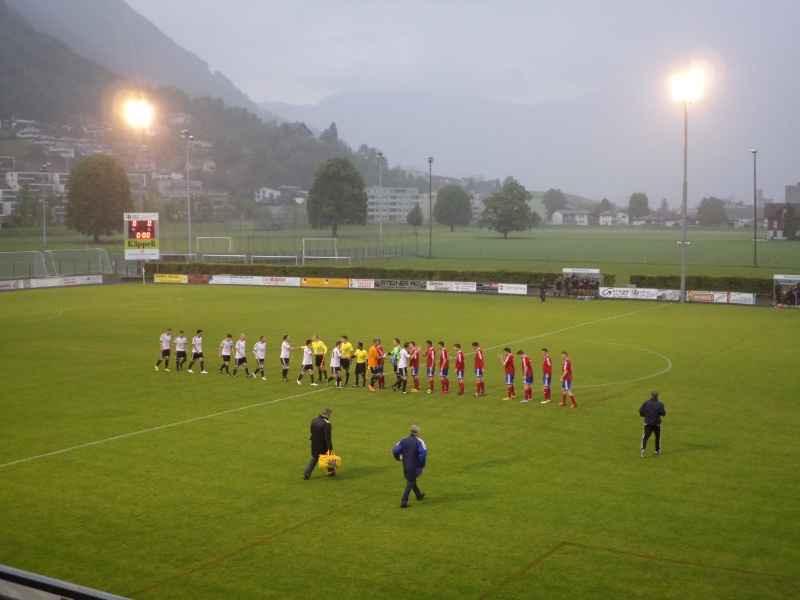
[1,284,798,599]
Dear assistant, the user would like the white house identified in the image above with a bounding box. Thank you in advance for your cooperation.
[255,187,281,203]
[598,210,629,226]
[366,187,431,222]
[551,208,590,226]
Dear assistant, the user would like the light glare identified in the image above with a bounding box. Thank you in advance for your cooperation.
[124,99,154,128]
[669,68,705,103]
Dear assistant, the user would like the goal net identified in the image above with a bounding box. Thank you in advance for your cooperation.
[196,237,233,253]
[302,238,351,266]
[0,251,49,279]
[251,255,299,265]
[45,249,113,276]
[201,254,247,264]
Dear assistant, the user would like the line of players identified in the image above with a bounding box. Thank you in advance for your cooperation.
[155,329,577,405]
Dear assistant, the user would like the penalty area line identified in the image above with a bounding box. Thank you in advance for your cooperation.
[0,388,328,470]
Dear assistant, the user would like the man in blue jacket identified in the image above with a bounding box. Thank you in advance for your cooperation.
[639,391,666,458]
[393,425,427,508]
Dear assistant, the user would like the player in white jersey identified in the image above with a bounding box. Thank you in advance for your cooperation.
[187,330,207,373]
[296,340,316,385]
[218,334,233,375]
[232,333,251,378]
[173,331,188,371]
[280,334,300,382]
[392,342,412,393]
[330,341,343,388]
[253,336,267,380]
[155,328,172,371]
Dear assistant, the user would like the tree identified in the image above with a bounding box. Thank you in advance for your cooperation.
[628,192,650,222]
[319,122,339,144]
[697,196,729,227]
[433,184,472,231]
[406,204,424,234]
[527,211,542,230]
[66,155,132,242]
[306,157,367,237]
[595,197,614,216]
[542,188,567,217]
[783,204,797,240]
[478,180,532,238]
[659,198,670,212]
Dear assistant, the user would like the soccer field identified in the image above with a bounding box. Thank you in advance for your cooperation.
[1,285,798,599]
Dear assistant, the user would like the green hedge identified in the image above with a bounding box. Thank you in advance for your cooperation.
[630,274,772,294]
[150,263,616,287]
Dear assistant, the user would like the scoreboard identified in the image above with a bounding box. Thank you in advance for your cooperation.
[124,212,159,260]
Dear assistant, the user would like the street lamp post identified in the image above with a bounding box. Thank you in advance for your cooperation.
[181,129,193,259]
[669,68,705,304]
[38,164,49,251]
[377,151,384,256]
[428,157,433,259]
[751,149,757,268]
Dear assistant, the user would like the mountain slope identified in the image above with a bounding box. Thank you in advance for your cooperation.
[5,0,281,122]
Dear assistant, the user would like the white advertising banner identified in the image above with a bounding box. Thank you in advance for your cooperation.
[687,291,728,304]
[426,281,476,292]
[210,275,301,287]
[29,275,102,289]
[0,279,24,291]
[599,287,660,300]
[349,279,375,289]
[498,283,528,295]
[726,292,757,305]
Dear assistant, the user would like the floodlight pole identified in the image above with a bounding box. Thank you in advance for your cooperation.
[39,164,49,251]
[182,130,193,259]
[428,156,433,259]
[751,149,757,268]
[377,151,384,257]
[679,101,689,304]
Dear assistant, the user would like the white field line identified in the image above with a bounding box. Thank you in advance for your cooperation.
[0,388,327,469]
[15,310,64,324]
[2,304,669,470]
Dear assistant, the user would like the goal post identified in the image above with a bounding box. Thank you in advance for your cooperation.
[200,254,247,264]
[302,237,340,265]
[0,251,49,279]
[251,255,299,265]
[196,237,233,253]
[45,249,113,276]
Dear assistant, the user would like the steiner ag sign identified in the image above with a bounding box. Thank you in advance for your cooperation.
[124,213,159,260]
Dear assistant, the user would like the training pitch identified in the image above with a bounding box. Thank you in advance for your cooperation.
[1,284,797,599]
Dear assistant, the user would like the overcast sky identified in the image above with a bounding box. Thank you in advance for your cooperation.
[124,0,800,205]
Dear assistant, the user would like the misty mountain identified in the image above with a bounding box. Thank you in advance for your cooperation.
[5,0,282,123]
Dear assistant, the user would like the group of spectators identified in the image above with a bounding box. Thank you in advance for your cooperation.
[775,282,799,306]
[539,275,601,302]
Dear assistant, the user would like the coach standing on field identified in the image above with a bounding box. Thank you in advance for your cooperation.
[639,391,666,458]
[393,425,427,508]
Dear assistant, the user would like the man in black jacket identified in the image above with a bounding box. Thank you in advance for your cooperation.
[303,408,336,479]
[639,391,666,458]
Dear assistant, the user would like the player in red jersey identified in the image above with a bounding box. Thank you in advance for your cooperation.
[559,351,577,408]
[472,342,486,396]
[517,350,534,402]
[425,340,436,393]
[438,341,450,393]
[541,348,553,403]
[454,343,465,395]
[408,341,420,392]
[498,347,515,400]
[375,339,386,389]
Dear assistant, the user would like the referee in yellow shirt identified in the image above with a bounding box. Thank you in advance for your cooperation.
[339,335,354,386]
[353,342,369,388]
[311,334,328,383]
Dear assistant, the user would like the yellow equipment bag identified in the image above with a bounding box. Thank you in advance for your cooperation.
[317,450,342,471]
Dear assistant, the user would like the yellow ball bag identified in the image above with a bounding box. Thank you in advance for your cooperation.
[317,450,342,471]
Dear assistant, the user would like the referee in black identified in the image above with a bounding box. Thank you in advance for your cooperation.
[639,390,666,458]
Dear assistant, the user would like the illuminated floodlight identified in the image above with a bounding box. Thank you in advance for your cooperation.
[124,99,154,129]
[669,68,705,104]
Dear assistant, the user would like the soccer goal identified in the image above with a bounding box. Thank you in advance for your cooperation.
[251,255,299,265]
[0,251,49,279]
[201,254,248,264]
[302,237,351,266]
[45,249,113,276]
[196,237,233,253]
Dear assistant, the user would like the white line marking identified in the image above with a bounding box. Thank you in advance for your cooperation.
[16,310,64,324]
[0,388,328,469]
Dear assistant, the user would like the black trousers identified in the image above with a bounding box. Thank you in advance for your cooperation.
[641,423,662,452]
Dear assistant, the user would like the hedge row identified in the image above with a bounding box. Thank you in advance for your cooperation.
[150,263,617,287]
[630,274,773,294]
